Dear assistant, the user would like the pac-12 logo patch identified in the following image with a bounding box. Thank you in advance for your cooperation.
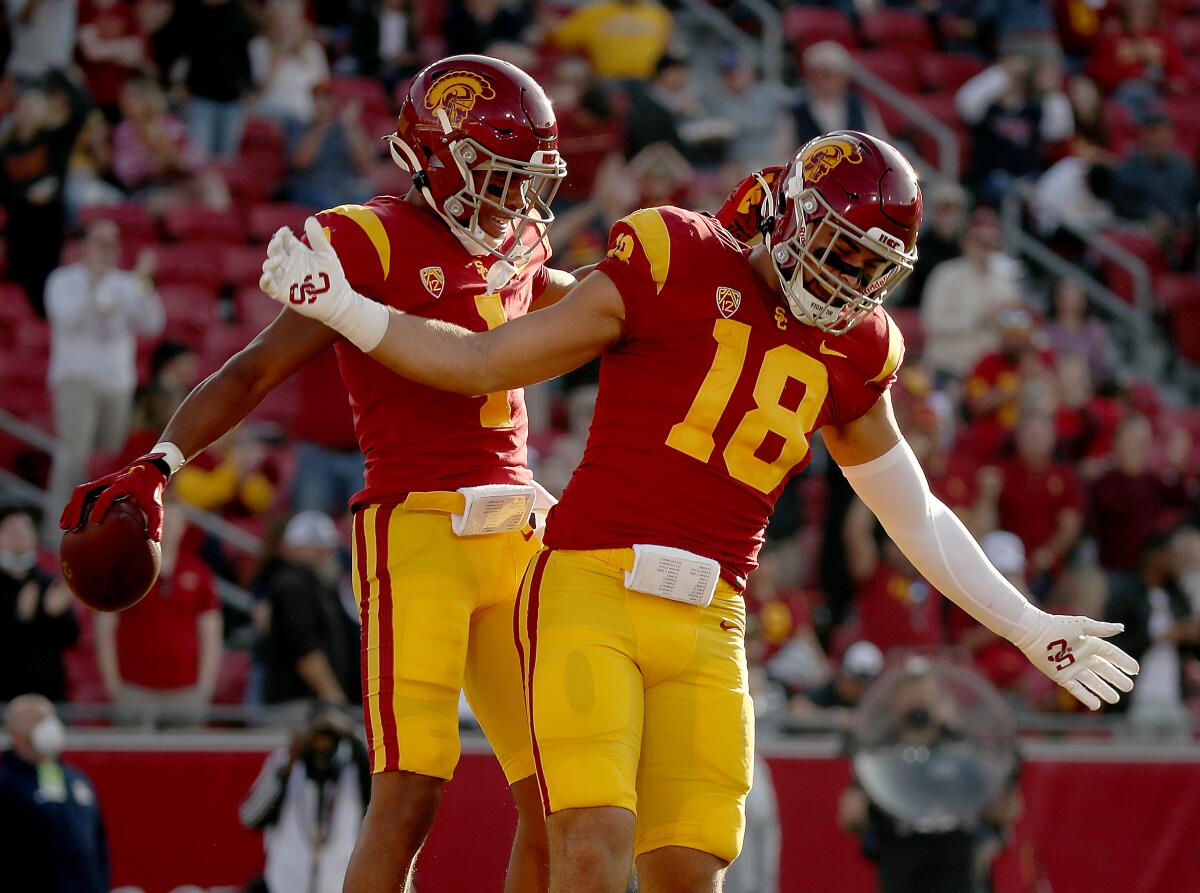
[420,266,445,298]
[716,286,742,318]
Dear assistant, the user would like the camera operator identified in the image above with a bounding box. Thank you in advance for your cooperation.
[240,706,371,893]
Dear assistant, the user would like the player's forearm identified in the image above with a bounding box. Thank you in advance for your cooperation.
[840,441,1039,642]
[160,356,280,461]
[369,311,495,395]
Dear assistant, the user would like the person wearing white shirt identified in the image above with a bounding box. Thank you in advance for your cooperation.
[249,0,330,125]
[45,219,163,537]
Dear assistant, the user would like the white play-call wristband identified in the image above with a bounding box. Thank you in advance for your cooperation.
[339,295,391,354]
[151,441,186,476]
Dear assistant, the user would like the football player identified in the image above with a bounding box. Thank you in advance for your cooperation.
[261,131,1139,893]
[60,55,573,893]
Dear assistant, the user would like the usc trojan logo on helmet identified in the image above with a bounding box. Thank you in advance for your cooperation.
[424,71,496,129]
[801,138,864,183]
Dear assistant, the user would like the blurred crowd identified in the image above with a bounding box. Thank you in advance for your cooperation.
[1,0,1200,739]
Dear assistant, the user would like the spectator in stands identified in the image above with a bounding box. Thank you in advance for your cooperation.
[261,511,355,721]
[963,305,1055,459]
[284,80,375,210]
[240,706,370,893]
[956,44,1074,202]
[93,502,223,728]
[290,348,363,517]
[1112,107,1197,261]
[1053,352,1121,465]
[920,209,1021,382]
[1089,414,1195,573]
[346,0,420,89]
[789,640,883,731]
[791,41,886,148]
[1032,153,1116,236]
[0,70,90,316]
[550,0,673,82]
[250,0,330,126]
[896,178,967,309]
[1105,531,1198,737]
[977,413,1085,594]
[112,76,231,214]
[621,53,692,160]
[709,48,794,173]
[551,155,640,278]
[1065,75,1111,160]
[124,339,201,462]
[174,427,277,519]
[843,496,945,655]
[77,0,149,120]
[547,56,624,208]
[4,0,75,82]
[0,695,109,893]
[1173,524,1200,617]
[1087,0,1186,103]
[64,109,124,221]
[0,503,77,703]
[44,219,163,541]
[444,0,533,57]
[1043,276,1119,382]
[157,0,256,160]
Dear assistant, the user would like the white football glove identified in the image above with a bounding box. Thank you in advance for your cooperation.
[1011,612,1139,710]
[259,216,390,352]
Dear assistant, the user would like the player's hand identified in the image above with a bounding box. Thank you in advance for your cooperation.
[1011,611,1138,710]
[59,454,169,541]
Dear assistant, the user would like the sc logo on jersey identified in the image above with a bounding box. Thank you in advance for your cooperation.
[716,286,741,318]
[289,273,330,305]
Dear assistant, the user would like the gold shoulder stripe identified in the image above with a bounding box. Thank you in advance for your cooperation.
[326,204,390,279]
[622,208,671,294]
[869,311,904,384]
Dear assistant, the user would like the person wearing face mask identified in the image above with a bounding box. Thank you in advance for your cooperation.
[259,511,356,724]
[240,706,371,893]
[0,695,110,893]
[0,504,78,704]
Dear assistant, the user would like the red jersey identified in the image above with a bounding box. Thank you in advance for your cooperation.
[544,206,903,586]
[315,197,551,506]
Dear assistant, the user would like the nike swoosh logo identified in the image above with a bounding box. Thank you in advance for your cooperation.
[819,341,848,359]
[719,620,743,635]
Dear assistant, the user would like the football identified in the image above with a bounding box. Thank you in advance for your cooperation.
[60,499,161,613]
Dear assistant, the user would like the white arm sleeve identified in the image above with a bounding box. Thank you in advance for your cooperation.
[839,440,1040,643]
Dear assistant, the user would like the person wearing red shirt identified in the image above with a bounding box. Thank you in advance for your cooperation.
[978,414,1085,593]
[1087,0,1187,97]
[92,503,222,727]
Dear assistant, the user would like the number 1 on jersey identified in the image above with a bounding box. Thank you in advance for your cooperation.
[474,293,513,428]
[667,319,829,494]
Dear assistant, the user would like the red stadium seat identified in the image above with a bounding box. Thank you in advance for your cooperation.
[850,49,919,95]
[783,6,856,49]
[156,283,222,334]
[239,116,284,154]
[918,53,986,93]
[161,205,245,243]
[78,202,158,242]
[238,285,283,330]
[329,76,392,118]
[248,202,314,243]
[1168,288,1200,362]
[1155,273,1200,311]
[859,9,934,51]
[1099,228,1166,304]
[0,282,32,326]
[221,243,267,288]
[152,242,229,288]
[236,149,287,201]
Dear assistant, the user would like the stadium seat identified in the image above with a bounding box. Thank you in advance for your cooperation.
[152,242,230,288]
[329,76,392,118]
[78,202,158,242]
[918,53,986,93]
[156,283,222,334]
[1099,229,1166,304]
[859,9,934,51]
[161,205,245,243]
[248,201,314,243]
[221,243,268,288]
[1154,273,1200,311]
[1169,291,1200,363]
[238,285,282,330]
[239,116,284,154]
[0,282,32,326]
[783,6,856,49]
[236,149,287,201]
[850,49,919,95]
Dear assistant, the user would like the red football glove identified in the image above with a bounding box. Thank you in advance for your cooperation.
[59,453,170,541]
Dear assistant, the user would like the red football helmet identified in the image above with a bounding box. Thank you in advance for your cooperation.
[764,131,922,335]
[388,55,567,264]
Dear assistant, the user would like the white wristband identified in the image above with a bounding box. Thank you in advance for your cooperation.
[151,441,186,476]
[333,291,391,354]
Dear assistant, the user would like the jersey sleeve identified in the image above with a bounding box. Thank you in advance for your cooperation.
[308,201,392,300]
[595,207,678,342]
[714,166,782,246]
[835,309,906,425]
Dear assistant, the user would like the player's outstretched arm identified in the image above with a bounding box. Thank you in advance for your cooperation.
[824,393,1139,710]
[261,217,624,395]
[60,309,338,539]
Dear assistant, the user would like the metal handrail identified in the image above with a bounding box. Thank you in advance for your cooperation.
[738,0,785,85]
[999,184,1158,374]
[672,0,760,62]
[847,63,960,181]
